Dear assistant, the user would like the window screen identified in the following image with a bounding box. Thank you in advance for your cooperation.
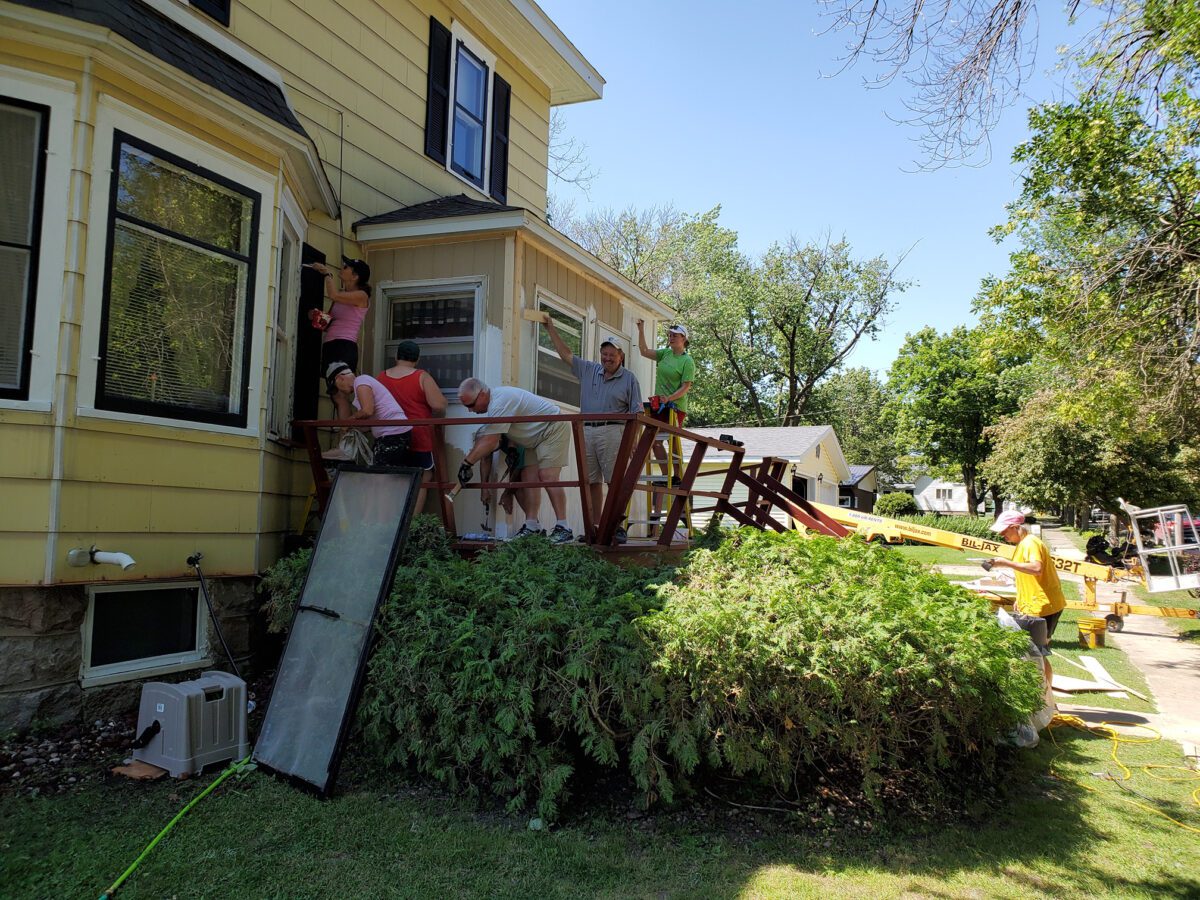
[253,467,420,795]
[451,42,488,185]
[536,299,583,406]
[383,291,476,389]
[89,586,199,668]
[97,133,259,426]
[0,98,48,399]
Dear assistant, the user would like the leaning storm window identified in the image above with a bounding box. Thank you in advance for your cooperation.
[98,134,258,426]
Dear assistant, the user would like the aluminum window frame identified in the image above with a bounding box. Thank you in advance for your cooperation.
[534,287,586,410]
[80,581,211,688]
[445,23,497,193]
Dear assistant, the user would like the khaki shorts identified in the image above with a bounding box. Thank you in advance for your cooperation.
[528,420,570,469]
[585,423,623,483]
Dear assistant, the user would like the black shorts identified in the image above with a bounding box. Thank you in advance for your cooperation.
[398,449,434,470]
[372,433,411,466]
[321,339,359,373]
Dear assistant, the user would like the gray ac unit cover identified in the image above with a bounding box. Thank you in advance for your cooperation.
[253,466,420,794]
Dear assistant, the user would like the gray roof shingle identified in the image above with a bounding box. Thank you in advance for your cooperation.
[12,0,306,136]
[354,194,523,230]
[843,464,875,486]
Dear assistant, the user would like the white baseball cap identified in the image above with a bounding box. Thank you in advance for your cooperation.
[667,324,689,339]
[990,510,1025,533]
[600,335,622,348]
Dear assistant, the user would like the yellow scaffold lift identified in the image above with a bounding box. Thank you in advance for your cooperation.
[803,498,1200,632]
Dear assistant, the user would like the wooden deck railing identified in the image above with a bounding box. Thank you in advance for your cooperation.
[295,414,847,548]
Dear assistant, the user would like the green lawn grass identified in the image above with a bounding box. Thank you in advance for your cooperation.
[3,734,1197,900]
[891,544,979,567]
[1131,585,1200,639]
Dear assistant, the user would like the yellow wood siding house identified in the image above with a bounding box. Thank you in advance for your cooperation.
[0,0,671,728]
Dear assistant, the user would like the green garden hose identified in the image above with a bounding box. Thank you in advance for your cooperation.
[98,755,253,899]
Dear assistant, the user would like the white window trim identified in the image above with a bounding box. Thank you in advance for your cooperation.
[80,581,212,688]
[446,21,497,195]
[0,66,75,409]
[77,96,275,437]
[534,287,586,410]
[267,185,305,440]
[375,276,488,399]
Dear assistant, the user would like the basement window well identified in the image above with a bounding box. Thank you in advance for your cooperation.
[81,583,210,687]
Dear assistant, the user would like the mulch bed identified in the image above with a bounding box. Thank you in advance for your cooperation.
[0,672,274,798]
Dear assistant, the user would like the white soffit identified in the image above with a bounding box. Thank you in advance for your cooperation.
[460,0,604,104]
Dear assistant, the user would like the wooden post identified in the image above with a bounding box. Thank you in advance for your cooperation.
[571,419,593,542]
[658,443,707,545]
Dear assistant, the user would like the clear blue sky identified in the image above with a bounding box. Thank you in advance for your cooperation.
[539,0,1080,374]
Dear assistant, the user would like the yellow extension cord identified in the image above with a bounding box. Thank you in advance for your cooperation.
[1047,714,1200,834]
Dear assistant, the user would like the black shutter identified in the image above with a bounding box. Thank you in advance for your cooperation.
[292,243,326,438]
[489,74,511,203]
[424,17,452,164]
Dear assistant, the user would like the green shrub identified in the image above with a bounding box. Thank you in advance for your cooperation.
[875,492,919,517]
[358,538,672,822]
[897,513,998,540]
[637,530,1042,806]
[260,526,1044,821]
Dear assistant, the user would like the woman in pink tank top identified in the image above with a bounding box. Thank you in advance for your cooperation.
[308,256,370,374]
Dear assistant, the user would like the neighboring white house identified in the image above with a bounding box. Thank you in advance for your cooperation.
[679,426,851,530]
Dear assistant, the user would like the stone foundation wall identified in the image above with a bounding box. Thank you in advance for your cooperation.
[0,578,262,734]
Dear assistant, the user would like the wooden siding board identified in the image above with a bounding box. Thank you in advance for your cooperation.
[0,424,53,479]
[0,535,49,584]
[0,480,53,531]
[61,431,260,492]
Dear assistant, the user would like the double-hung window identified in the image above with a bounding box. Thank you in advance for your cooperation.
[451,42,489,187]
[0,98,49,401]
[97,133,259,427]
[424,17,512,202]
[382,285,479,392]
[935,488,953,501]
[535,294,584,406]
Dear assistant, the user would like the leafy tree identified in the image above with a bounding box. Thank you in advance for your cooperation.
[888,325,1031,515]
[805,367,903,479]
[982,390,1191,525]
[563,207,909,427]
[982,88,1200,440]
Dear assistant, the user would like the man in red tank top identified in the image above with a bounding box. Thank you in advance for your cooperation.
[378,341,447,508]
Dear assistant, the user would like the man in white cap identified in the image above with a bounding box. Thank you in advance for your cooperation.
[541,317,642,543]
[636,320,696,529]
[987,510,1066,681]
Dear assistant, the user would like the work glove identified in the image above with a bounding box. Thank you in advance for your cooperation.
[647,395,663,414]
[457,461,473,488]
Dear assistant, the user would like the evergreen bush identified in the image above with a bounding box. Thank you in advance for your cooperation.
[897,513,998,540]
[261,526,1043,820]
[874,492,919,517]
[638,530,1041,807]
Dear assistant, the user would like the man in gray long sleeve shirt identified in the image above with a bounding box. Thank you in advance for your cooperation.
[541,316,641,543]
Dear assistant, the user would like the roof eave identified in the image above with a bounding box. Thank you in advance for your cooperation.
[460,0,604,104]
[356,210,675,319]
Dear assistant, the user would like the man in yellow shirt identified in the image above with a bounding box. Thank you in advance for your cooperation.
[988,510,1066,680]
